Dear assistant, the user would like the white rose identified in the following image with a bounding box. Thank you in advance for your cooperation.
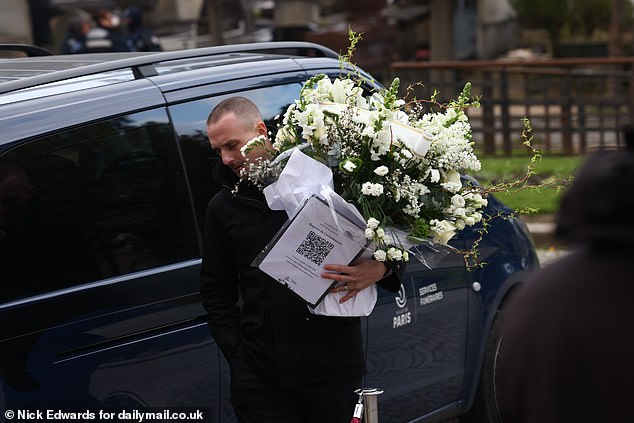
[362,182,383,197]
[361,182,373,195]
[387,247,403,261]
[374,165,389,176]
[371,183,384,196]
[343,160,357,172]
[453,207,466,217]
[451,194,466,208]
[373,249,387,262]
[365,228,375,239]
[375,227,385,240]
[367,217,380,230]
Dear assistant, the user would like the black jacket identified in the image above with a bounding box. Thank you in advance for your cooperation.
[200,163,401,387]
[497,151,634,422]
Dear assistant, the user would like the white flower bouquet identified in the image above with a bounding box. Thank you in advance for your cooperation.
[241,74,487,264]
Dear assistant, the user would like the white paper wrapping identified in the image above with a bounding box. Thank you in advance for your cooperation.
[261,148,378,317]
[263,147,334,218]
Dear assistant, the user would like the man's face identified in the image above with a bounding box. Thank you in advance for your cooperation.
[207,111,268,175]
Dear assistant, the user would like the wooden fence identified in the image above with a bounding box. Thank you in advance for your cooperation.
[390,57,634,155]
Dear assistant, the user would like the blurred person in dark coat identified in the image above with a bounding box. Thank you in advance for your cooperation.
[121,6,162,52]
[496,147,634,422]
[60,15,91,54]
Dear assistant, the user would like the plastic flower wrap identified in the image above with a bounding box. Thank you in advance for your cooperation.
[240,74,486,264]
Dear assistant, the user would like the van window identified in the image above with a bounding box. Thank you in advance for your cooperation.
[0,109,198,303]
[170,83,302,232]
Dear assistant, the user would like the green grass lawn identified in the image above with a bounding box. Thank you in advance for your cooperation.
[470,154,585,214]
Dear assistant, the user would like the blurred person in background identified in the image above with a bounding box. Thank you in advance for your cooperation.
[85,8,126,52]
[496,143,634,422]
[60,14,91,54]
[121,6,162,52]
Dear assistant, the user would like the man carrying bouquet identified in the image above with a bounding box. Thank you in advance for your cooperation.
[200,96,402,423]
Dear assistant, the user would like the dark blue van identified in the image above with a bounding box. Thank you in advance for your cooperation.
[0,42,538,422]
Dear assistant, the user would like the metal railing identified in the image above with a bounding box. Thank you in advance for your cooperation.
[390,57,634,155]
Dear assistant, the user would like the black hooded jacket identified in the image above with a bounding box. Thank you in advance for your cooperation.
[200,163,401,387]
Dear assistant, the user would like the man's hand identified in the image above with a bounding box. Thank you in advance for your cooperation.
[322,258,388,303]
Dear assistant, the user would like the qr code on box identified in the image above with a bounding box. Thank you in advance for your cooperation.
[296,230,334,265]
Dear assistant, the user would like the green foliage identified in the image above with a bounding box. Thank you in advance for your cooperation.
[512,0,616,44]
[568,0,612,38]
[381,77,401,111]
[472,154,582,214]
[512,0,568,43]
[340,27,363,70]
[409,218,431,240]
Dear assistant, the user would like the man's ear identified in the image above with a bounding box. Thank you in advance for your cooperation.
[256,121,267,136]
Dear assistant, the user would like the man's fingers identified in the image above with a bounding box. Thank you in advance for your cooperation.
[323,263,351,273]
[339,291,355,303]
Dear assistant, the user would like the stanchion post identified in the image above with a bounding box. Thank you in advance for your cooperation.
[352,388,384,423]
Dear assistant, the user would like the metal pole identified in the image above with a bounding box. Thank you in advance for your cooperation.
[351,388,383,423]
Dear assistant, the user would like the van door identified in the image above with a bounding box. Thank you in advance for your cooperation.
[365,246,470,422]
[0,108,221,419]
